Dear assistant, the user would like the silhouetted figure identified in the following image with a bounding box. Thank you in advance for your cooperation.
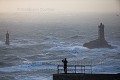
[62,58,68,74]
[5,31,10,45]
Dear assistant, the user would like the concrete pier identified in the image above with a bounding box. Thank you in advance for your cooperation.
[53,73,120,80]
[54,64,120,80]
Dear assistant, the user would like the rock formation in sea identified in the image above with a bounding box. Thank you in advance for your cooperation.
[83,23,112,49]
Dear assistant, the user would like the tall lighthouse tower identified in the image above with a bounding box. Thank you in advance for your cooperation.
[98,23,105,40]
[5,31,10,45]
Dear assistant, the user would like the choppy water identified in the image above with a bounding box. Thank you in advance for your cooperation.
[0,13,120,80]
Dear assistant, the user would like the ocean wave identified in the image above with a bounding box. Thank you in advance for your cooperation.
[11,39,38,47]
[69,35,84,39]
[25,54,46,61]
[2,55,26,62]
[0,62,56,72]
[0,39,39,48]
[44,36,58,41]
[92,65,120,74]
[48,46,88,52]
[24,53,71,61]
[0,55,26,67]
[0,62,13,67]
[16,74,52,80]
[41,36,66,46]
[0,76,15,80]
[41,41,60,46]
[0,41,5,47]
[41,40,65,47]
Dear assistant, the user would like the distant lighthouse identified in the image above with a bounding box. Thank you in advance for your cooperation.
[5,31,10,45]
[83,23,112,49]
[98,23,105,40]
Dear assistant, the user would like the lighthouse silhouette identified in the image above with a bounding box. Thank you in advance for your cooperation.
[5,31,10,45]
[98,23,105,40]
[83,23,112,49]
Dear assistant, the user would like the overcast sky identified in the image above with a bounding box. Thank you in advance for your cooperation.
[0,0,120,14]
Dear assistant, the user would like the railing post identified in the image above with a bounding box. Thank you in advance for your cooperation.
[57,65,92,74]
[91,65,92,74]
[75,65,76,73]
[84,66,85,74]
[57,65,59,74]
[81,65,83,73]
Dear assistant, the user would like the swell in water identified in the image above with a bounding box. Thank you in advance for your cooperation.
[0,13,120,80]
[0,34,120,80]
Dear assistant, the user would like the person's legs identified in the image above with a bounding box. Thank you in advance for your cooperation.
[65,67,67,74]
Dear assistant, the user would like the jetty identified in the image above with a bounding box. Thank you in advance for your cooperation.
[53,65,120,80]
[53,73,120,80]
[53,58,119,80]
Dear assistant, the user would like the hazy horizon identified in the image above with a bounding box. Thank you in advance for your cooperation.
[0,0,120,14]
[0,0,120,80]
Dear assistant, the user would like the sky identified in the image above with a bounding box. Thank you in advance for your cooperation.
[0,0,120,14]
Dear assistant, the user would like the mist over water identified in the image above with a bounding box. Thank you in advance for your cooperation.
[0,13,120,80]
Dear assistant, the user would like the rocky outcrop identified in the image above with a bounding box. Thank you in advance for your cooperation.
[83,39,112,49]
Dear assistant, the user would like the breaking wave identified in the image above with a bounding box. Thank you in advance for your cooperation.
[0,55,26,67]
[0,39,39,48]
[11,39,38,47]
[69,35,84,39]
[48,46,88,52]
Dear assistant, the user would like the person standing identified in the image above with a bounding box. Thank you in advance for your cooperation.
[62,58,68,74]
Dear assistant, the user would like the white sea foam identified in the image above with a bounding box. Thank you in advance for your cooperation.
[0,62,56,72]
[0,39,39,48]
[16,74,52,80]
[0,41,5,47]
[10,39,38,47]
[48,46,88,52]
[92,65,120,74]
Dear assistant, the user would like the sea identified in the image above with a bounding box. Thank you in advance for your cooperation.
[0,12,120,80]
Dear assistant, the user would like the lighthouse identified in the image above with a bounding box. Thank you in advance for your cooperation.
[83,23,112,49]
[98,23,105,40]
[5,31,10,45]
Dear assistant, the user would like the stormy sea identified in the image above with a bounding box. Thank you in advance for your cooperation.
[0,13,120,80]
